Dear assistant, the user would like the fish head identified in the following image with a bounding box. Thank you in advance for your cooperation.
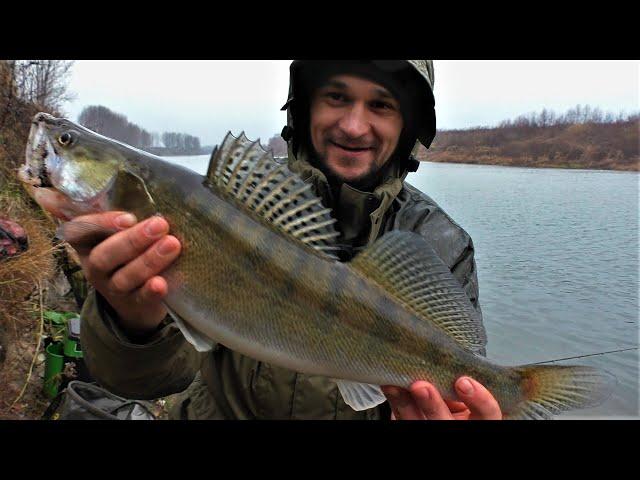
[19,112,123,219]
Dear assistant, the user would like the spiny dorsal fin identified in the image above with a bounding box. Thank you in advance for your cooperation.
[206,132,340,259]
[350,230,487,354]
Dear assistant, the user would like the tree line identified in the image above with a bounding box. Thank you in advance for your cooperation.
[160,131,201,154]
[418,105,639,171]
[497,104,638,129]
[78,105,202,155]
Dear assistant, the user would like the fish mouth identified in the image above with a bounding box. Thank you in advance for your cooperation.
[19,113,58,189]
[18,113,110,220]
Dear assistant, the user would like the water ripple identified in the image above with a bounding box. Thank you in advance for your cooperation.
[408,163,639,418]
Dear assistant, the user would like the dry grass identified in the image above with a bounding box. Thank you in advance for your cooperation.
[0,192,58,313]
[0,63,84,419]
[0,155,61,419]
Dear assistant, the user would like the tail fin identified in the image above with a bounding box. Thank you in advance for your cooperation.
[506,365,616,419]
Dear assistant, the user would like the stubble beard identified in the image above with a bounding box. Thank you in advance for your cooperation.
[320,151,383,190]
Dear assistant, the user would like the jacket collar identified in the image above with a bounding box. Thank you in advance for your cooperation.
[286,145,405,249]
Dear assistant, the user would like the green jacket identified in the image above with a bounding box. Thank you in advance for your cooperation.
[80,60,484,419]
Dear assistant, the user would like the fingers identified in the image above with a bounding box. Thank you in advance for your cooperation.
[73,211,136,230]
[383,378,502,420]
[109,235,181,293]
[381,385,426,420]
[62,211,176,336]
[63,211,136,255]
[408,381,455,420]
[85,216,170,281]
[444,399,471,415]
[455,377,503,420]
[115,276,170,335]
[140,276,169,301]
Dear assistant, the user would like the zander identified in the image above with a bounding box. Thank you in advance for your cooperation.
[19,112,615,418]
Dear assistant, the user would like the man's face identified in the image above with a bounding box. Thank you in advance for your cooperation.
[309,74,404,185]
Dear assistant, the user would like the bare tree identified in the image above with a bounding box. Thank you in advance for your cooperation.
[13,60,75,112]
[78,105,155,149]
[0,60,17,130]
[267,134,287,156]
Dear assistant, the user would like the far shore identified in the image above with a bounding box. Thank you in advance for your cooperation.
[419,157,639,172]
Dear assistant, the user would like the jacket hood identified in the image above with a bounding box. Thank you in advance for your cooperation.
[280,60,436,248]
[280,60,436,177]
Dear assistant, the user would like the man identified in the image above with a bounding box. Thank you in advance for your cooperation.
[76,60,502,419]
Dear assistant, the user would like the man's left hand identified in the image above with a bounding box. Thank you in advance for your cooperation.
[381,377,502,420]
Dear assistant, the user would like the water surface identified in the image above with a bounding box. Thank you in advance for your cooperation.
[407,163,639,419]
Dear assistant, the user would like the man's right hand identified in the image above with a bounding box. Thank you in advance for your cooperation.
[66,211,182,338]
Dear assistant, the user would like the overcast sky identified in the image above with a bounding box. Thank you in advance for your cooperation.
[63,60,639,146]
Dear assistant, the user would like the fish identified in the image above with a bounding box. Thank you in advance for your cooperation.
[18,112,615,419]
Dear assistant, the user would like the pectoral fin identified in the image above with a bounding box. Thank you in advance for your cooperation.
[108,169,156,220]
[165,304,216,353]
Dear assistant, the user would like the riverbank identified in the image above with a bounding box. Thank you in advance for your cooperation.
[0,61,78,418]
[419,154,639,172]
[415,119,639,172]
[0,167,63,419]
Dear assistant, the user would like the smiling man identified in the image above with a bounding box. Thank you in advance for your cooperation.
[77,60,502,420]
[309,75,404,185]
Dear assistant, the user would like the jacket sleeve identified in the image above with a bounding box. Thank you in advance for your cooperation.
[410,208,482,309]
[80,288,205,400]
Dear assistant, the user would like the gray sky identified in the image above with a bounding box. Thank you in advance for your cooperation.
[64,60,639,146]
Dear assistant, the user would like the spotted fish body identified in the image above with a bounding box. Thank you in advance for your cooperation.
[19,112,615,418]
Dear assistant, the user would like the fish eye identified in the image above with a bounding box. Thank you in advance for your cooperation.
[58,132,73,146]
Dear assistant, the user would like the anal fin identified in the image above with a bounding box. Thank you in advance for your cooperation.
[335,379,387,411]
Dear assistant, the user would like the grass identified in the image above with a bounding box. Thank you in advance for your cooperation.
[0,150,62,419]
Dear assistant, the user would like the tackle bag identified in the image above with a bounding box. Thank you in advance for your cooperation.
[43,381,156,420]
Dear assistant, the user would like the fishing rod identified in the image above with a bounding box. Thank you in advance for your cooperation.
[528,346,638,365]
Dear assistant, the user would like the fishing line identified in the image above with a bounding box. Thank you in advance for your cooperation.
[529,346,638,365]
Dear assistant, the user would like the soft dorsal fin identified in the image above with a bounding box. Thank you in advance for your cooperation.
[350,230,487,354]
[206,132,340,259]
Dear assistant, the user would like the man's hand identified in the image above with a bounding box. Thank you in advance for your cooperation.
[66,211,182,337]
[382,377,502,420]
